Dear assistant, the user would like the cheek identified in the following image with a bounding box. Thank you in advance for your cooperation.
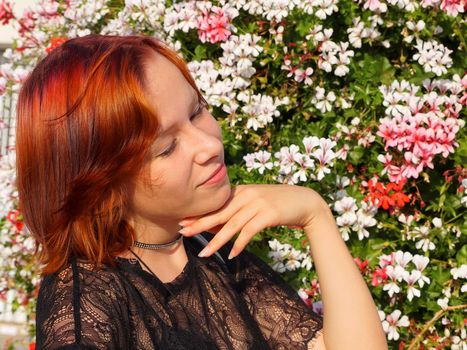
[209,119,222,139]
[199,112,221,135]
[152,159,192,193]
[155,167,198,214]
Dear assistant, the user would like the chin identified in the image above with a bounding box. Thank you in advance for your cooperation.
[202,179,232,212]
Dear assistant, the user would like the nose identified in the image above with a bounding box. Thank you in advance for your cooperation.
[185,125,223,164]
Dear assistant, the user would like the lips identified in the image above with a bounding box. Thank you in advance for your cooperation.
[201,163,224,186]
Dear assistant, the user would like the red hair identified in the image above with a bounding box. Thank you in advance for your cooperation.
[15,34,207,275]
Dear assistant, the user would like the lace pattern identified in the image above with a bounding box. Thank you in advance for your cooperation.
[35,232,323,349]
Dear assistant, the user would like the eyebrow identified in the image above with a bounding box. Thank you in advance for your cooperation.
[158,90,199,137]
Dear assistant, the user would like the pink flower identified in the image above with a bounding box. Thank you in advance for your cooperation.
[17,9,37,37]
[0,0,14,25]
[440,0,465,16]
[363,0,385,11]
[197,7,232,44]
[377,90,464,183]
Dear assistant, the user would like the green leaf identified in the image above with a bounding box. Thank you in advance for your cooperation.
[431,266,452,285]
[296,20,312,37]
[349,145,365,163]
[452,133,467,166]
[455,245,467,265]
[193,45,207,61]
[427,299,441,313]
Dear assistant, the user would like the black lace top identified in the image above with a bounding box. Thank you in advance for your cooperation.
[35,231,323,349]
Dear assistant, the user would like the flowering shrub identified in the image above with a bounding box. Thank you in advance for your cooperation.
[0,0,466,348]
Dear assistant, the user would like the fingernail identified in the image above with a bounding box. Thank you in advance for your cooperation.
[198,246,210,258]
[228,250,236,260]
[179,219,194,226]
[179,227,189,235]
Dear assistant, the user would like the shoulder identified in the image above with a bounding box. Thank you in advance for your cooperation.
[38,257,127,305]
[36,257,130,349]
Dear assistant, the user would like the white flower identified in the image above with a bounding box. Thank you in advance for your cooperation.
[398,213,414,226]
[285,250,302,271]
[411,226,436,252]
[313,0,339,19]
[267,238,313,273]
[415,237,436,252]
[336,221,352,241]
[394,250,413,269]
[334,196,358,214]
[274,145,301,175]
[381,309,410,341]
[412,38,453,76]
[437,297,449,311]
[301,255,313,271]
[450,265,467,280]
[302,136,321,156]
[251,150,274,174]
[432,217,442,228]
[291,153,315,183]
[294,67,314,85]
[312,87,336,114]
[383,265,406,297]
[239,92,286,130]
[402,270,422,301]
[403,20,425,43]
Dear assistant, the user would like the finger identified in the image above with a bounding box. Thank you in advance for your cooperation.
[179,189,249,237]
[228,212,270,259]
[179,185,248,227]
[197,205,258,258]
[204,223,223,234]
[178,215,203,226]
[287,225,304,229]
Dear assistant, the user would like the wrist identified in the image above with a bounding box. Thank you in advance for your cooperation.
[303,192,334,231]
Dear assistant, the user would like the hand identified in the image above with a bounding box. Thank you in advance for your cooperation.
[178,184,327,259]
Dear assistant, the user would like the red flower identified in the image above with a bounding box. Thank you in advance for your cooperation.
[364,178,410,210]
[29,342,36,350]
[354,257,369,274]
[46,37,68,54]
[6,209,24,232]
[6,209,20,223]
[371,266,388,287]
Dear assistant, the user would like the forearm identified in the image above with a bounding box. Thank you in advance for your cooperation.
[304,201,388,350]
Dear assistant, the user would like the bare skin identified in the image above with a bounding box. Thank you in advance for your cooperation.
[117,52,387,349]
[178,184,388,349]
[117,50,231,283]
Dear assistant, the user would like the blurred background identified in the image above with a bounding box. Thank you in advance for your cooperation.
[1,2,34,348]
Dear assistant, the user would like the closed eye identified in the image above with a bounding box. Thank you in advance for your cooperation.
[191,100,207,121]
[159,101,208,158]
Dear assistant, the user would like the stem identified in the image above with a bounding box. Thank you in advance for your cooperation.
[452,20,466,51]
[378,222,400,231]
[407,304,467,350]
[444,209,467,225]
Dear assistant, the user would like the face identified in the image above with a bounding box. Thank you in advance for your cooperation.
[125,50,231,240]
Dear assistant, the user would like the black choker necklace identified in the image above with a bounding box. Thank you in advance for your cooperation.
[133,233,183,250]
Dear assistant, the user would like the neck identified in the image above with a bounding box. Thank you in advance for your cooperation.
[134,233,183,248]
[129,215,183,244]
[116,217,185,260]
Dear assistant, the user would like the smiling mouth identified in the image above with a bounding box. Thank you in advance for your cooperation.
[199,163,226,186]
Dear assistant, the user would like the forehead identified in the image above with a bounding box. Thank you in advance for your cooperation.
[143,51,197,132]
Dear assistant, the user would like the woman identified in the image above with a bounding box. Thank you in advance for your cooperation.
[15,34,387,349]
